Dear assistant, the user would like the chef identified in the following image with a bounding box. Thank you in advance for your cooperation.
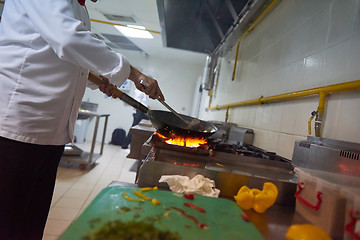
[0,0,164,239]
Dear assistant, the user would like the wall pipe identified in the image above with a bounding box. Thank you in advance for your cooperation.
[317,91,327,114]
[231,0,280,80]
[225,106,230,122]
[308,111,316,135]
[208,89,214,110]
[314,92,327,137]
[209,80,360,137]
[209,80,360,110]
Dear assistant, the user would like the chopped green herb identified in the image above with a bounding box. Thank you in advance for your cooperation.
[88,218,101,228]
[86,220,180,240]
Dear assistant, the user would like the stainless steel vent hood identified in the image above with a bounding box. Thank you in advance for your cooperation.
[156,0,274,56]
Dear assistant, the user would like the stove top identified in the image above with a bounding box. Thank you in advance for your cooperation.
[137,132,297,206]
[150,133,291,163]
[208,139,291,163]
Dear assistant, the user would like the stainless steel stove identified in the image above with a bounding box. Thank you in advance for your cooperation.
[136,124,297,206]
[292,136,360,177]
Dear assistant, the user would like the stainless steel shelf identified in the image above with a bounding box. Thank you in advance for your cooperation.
[62,110,110,170]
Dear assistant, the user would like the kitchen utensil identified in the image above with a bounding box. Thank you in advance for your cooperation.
[59,186,264,240]
[88,73,217,138]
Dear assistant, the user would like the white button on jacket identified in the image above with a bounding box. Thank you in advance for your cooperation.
[0,0,131,145]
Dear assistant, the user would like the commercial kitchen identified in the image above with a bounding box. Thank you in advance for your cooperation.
[1,0,360,239]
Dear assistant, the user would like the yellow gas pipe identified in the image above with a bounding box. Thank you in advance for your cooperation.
[208,0,279,116]
[314,92,327,136]
[232,41,241,81]
[211,80,360,110]
[208,89,213,110]
[231,0,279,80]
[209,80,360,137]
[225,107,230,122]
[317,92,327,114]
[308,114,315,135]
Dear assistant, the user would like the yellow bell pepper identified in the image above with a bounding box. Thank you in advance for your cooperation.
[122,192,144,202]
[234,186,254,210]
[151,198,161,205]
[253,182,278,213]
[285,224,332,240]
[134,189,151,200]
[234,182,278,214]
[140,186,158,192]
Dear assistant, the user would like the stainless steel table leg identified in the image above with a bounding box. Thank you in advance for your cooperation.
[100,115,109,155]
[89,116,100,164]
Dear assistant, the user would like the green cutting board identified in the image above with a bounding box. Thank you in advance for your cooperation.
[60,186,264,240]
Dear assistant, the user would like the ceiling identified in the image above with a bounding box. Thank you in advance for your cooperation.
[86,0,208,65]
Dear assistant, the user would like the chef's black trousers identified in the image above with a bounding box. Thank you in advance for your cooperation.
[0,136,64,240]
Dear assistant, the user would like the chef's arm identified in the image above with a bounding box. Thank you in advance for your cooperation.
[88,69,165,101]
[128,66,165,101]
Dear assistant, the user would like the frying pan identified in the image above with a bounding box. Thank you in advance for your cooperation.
[88,73,217,139]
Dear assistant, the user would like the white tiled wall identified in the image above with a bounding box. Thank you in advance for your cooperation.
[199,0,360,160]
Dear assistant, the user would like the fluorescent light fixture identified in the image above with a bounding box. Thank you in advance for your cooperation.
[114,25,153,39]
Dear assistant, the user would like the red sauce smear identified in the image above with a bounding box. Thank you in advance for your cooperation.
[172,207,208,229]
[241,213,250,222]
[183,194,194,200]
[183,202,206,213]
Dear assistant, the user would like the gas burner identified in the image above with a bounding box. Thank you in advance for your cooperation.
[150,133,291,164]
[203,140,290,163]
[151,133,210,155]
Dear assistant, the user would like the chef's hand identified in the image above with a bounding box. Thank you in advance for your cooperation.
[129,65,165,101]
[98,75,117,98]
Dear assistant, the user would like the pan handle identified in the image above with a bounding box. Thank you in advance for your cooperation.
[88,72,148,113]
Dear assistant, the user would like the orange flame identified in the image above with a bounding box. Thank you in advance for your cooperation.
[156,132,207,148]
[172,161,200,167]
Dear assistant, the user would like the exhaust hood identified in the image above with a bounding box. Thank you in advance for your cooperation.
[156,0,274,56]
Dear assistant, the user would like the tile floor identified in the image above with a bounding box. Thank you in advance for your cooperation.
[42,142,137,240]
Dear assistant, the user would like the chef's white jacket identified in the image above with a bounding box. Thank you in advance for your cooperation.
[0,0,131,145]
